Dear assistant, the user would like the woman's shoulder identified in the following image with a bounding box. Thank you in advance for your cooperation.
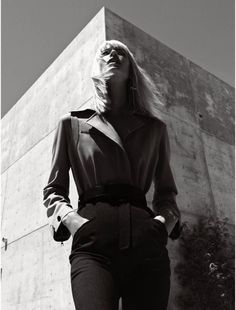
[136,112,166,130]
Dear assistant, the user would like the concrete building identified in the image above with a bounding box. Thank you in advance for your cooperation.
[1,7,234,309]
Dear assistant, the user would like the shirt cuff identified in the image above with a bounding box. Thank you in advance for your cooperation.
[50,205,74,232]
[57,205,75,222]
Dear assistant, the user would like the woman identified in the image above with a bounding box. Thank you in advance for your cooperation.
[43,40,181,310]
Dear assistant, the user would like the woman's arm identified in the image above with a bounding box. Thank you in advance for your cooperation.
[153,124,181,238]
[43,116,74,241]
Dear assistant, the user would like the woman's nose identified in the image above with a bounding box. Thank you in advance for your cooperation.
[110,49,118,57]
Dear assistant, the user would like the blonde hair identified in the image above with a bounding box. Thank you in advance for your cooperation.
[91,40,164,117]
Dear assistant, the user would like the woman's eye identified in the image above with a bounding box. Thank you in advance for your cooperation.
[100,48,125,57]
[101,49,110,56]
[116,49,125,56]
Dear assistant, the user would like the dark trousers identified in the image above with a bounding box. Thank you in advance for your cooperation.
[69,202,170,310]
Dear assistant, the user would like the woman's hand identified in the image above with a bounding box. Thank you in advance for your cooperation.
[62,211,89,237]
[154,215,174,236]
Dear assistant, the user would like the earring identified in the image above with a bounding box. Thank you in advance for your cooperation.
[128,78,136,109]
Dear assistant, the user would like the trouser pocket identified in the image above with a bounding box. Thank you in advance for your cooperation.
[131,208,168,249]
[71,217,96,252]
[70,202,119,258]
[150,218,168,246]
[72,217,93,240]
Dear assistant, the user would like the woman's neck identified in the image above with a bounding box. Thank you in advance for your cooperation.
[108,81,130,116]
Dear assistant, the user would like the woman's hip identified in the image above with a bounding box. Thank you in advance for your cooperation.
[69,202,169,263]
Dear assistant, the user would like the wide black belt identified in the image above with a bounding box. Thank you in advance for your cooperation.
[79,183,154,217]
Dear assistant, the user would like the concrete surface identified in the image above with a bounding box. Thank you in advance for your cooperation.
[1,7,234,310]
[1,226,74,310]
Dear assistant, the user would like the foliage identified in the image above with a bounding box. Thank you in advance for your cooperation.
[174,215,235,310]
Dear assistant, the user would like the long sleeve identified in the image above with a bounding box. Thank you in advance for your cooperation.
[43,116,73,241]
[153,124,181,238]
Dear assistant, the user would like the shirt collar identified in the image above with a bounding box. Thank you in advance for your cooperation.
[85,109,151,150]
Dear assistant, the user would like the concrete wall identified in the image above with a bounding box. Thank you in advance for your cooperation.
[1,7,234,309]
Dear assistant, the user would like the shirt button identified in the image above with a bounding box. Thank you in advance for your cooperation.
[57,216,61,221]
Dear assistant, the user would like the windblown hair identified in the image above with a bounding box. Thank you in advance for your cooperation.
[92,40,163,117]
[91,40,164,117]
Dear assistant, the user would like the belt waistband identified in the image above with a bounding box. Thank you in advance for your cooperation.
[79,183,154,217]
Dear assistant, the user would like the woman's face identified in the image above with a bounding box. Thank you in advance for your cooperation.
[96,42,130,83]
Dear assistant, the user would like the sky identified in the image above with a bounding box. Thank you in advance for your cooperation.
[2,0,235,117]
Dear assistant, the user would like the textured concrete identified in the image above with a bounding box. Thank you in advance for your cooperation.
[189,63,234,145]
[1,170,8,223]
[1,226,74,310]
[163,114,216,216]
[201,133,235,220]
[1,7,234,310]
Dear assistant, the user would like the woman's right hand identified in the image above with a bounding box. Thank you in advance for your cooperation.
[62,211,89,237]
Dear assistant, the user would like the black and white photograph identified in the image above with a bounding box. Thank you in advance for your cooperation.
[1,0,235,309]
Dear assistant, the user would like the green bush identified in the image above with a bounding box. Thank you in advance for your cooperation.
[175,215,234,310]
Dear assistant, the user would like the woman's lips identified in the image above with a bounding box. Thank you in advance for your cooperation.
[107,59,120,65]
[107,62,119,68]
